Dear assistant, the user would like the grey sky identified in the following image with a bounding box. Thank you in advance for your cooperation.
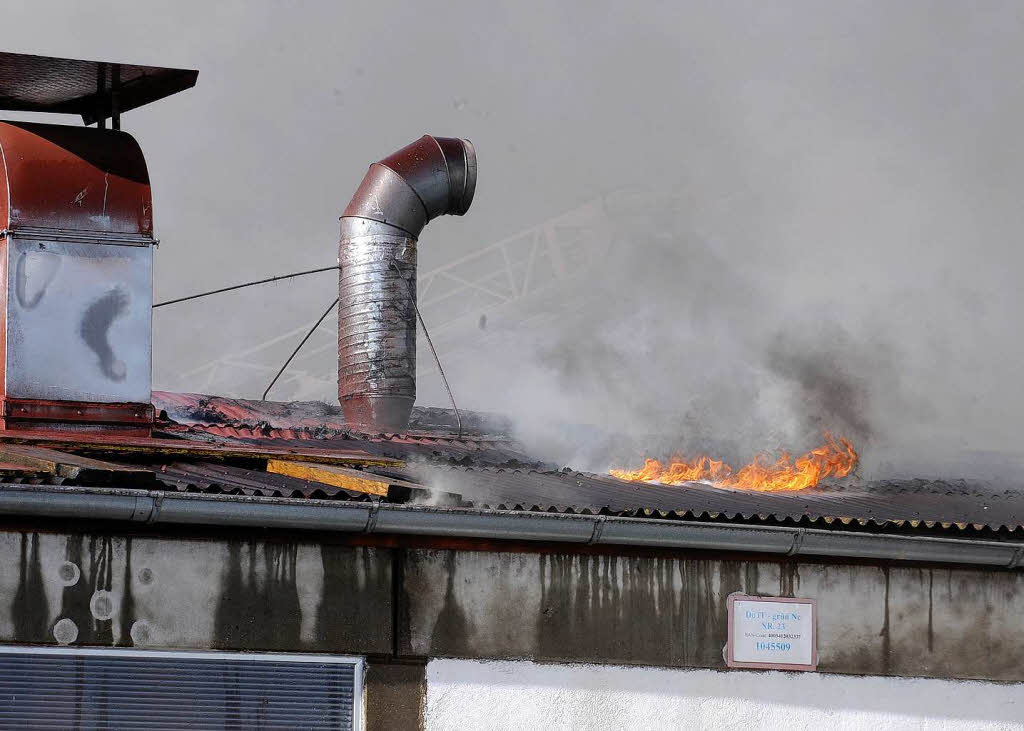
[4,1,1024,477]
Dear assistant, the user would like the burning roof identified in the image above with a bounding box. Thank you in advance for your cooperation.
[143,392,1024,536]
[610,433,858,492]
[0,51,1018,572]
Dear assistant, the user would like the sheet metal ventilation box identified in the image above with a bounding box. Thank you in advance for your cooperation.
[0,52,197,433]
[0,121,156,432]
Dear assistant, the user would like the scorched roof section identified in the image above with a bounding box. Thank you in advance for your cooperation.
[145,392,1024,537]
[0,392,1020,543]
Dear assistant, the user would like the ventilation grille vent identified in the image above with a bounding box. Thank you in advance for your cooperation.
[0,647,360,730]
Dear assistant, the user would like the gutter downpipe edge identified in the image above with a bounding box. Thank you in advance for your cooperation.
[0,485,1018,569]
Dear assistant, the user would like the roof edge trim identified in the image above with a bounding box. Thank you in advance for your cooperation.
[0,484,1019,569]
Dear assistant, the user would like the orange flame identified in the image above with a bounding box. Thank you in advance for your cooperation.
[609,433,857,492]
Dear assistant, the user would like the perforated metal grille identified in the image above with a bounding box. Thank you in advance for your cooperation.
[0,648,360,730]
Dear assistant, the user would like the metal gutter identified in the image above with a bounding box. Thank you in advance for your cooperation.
[0,484,1020,569]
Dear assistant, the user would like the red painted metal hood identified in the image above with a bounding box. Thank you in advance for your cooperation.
[0,121,153,237]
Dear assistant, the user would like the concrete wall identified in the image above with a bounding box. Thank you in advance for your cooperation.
[1,525,1023,690]
[402,549,1024,681]
[424,659,1024,731]
[0,530,392,653]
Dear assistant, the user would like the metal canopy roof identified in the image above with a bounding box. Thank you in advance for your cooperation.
[0,51,197,125]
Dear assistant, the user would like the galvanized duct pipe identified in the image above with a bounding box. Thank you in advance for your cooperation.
[338,136,477,433]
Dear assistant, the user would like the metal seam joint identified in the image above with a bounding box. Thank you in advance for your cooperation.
[787,529,805,556]
[364,501,380,533]
[147,492,164,524]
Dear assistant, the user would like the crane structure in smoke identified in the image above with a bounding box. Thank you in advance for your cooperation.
[163,192,629,401]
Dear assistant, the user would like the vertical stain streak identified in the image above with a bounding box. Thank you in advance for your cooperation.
[880,566,892,674]
[779,561,799,597]
[56,535,89,642]
[214,540,303,651]
[52,535,118,647]
[13,533,47,640]
[927,570,935,653]
[264,542,301,649]
[429,552,469,653]
[744,562,759,595]
[117,537,135,647]
[89,537,115,645]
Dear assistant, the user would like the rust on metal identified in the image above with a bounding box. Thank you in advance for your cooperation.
[0,120,157,434]
[0,431,402,467]
[0,398,155,437]
[0,121,153,236]
[1,398,155,424]
[0,54,197,437]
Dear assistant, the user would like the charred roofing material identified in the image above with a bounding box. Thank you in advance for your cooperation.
[153,391,514,437]
[1,391,1023,567]
[150,392,1024,535]
[385,465,1024,533]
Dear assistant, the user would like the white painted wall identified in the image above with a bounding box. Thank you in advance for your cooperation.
[425,659,1024,731]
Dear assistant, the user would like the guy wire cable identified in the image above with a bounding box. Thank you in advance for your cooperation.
[153,265,339,308]
[389,260,463,437]
[262,296,340,401]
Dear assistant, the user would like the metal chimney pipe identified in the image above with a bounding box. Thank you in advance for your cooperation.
[338,135,477,432]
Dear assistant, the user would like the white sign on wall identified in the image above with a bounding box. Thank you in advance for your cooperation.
[726,594,817,671]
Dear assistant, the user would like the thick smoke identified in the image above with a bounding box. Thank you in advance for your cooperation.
[7,2,1023,481]
[432,221,918,476]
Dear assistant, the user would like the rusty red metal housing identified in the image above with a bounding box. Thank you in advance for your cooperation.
[0,121,157,433]
[0,121,153,235]
[0,399,156,435]
[0,52,196,436]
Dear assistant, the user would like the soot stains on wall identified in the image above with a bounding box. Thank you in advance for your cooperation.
[2,527,1023,682]
[214,541,303,650]
[401,549,1024,682]
[316,544,392,653]
[1,530,392,655]
[12,533,47,640]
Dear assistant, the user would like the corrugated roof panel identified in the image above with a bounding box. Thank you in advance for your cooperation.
[144,392,1024,536]
[386,464,1024,532]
